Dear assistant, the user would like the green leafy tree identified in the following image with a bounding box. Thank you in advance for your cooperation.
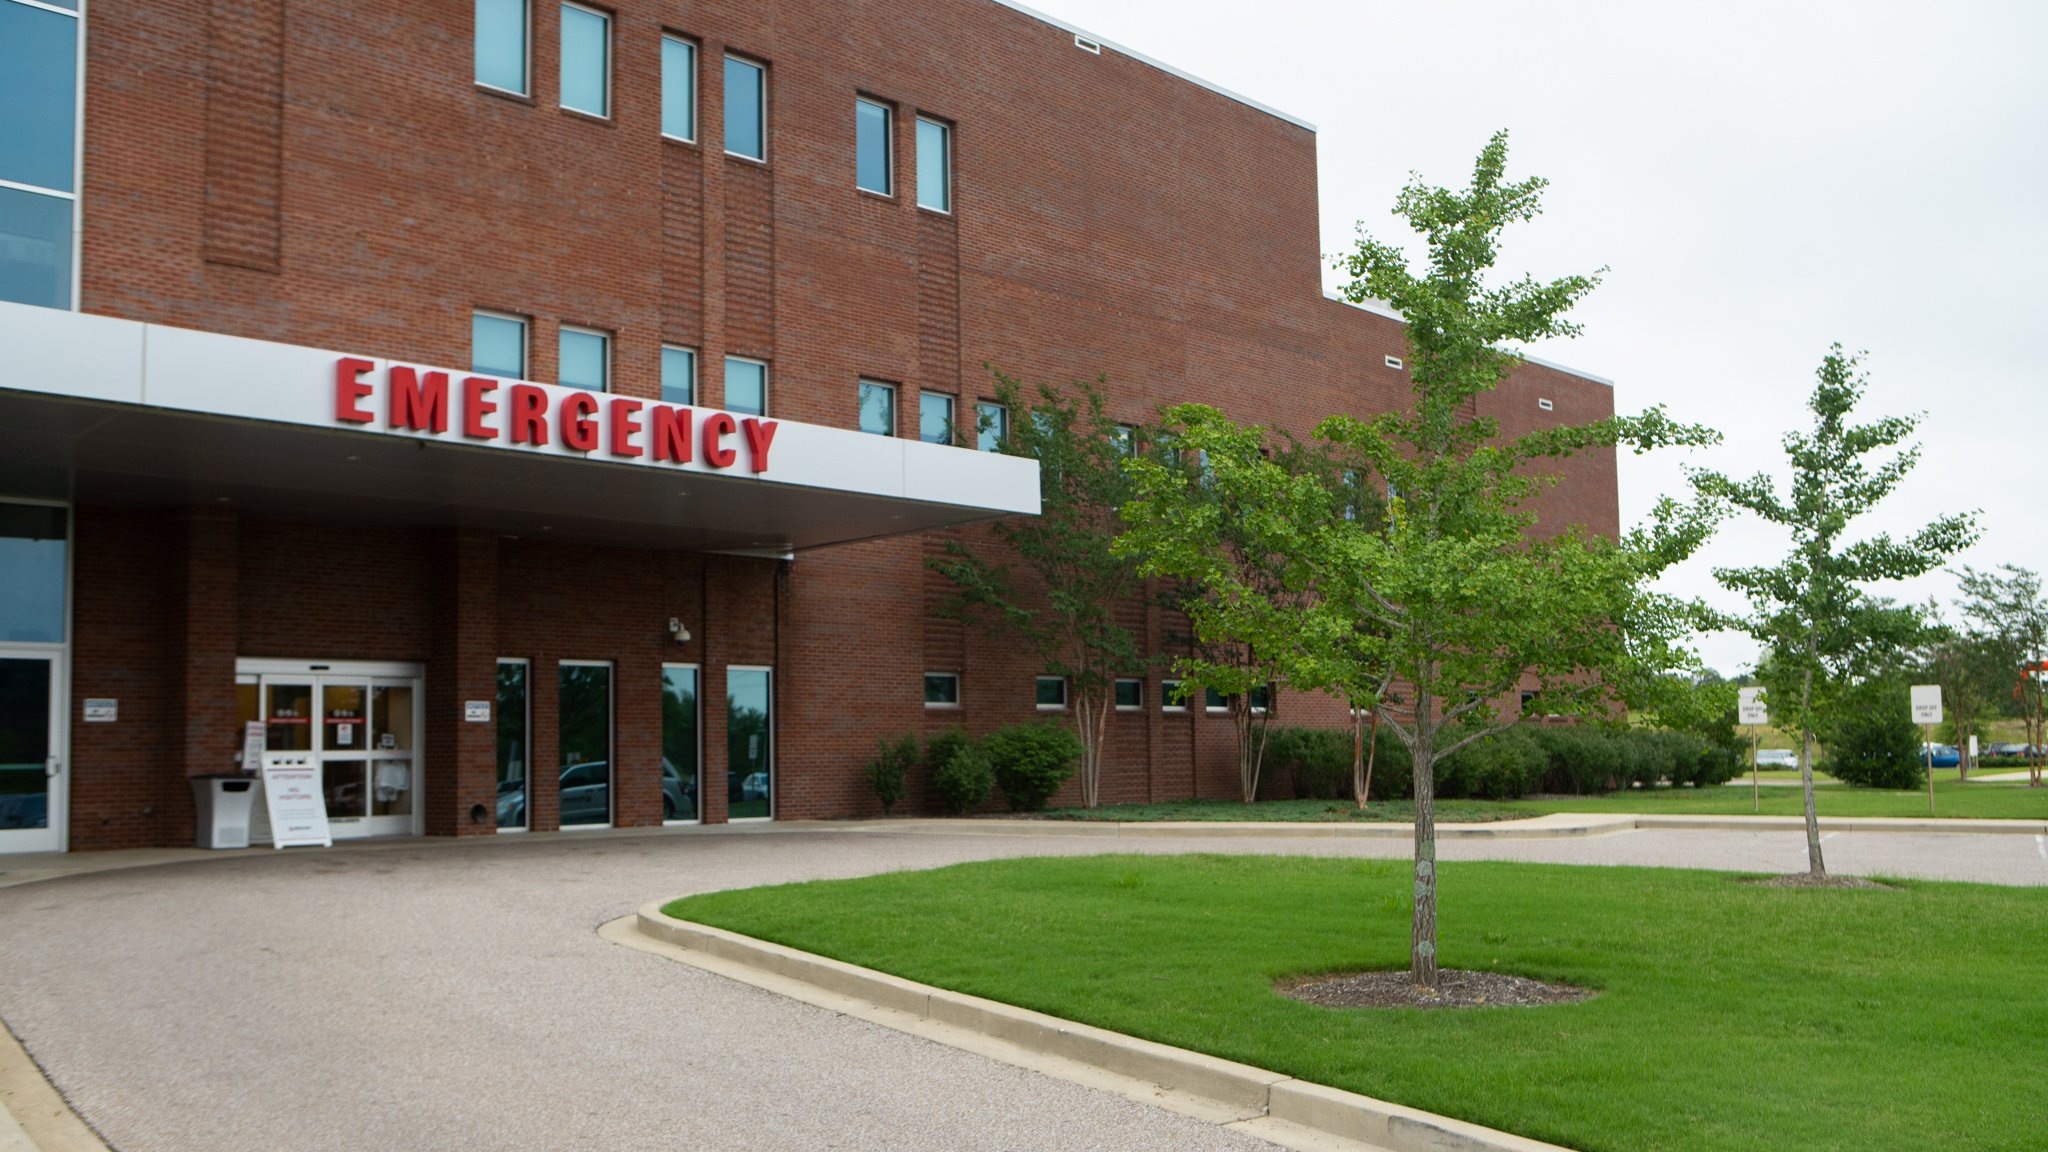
[1916,612,2002,778]
[1955,565,2048,785]
[1694,348,1978,877]
[1315,130,1719,987]
[927,372,1146,808]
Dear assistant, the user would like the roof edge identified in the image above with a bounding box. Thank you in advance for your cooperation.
[983,0,1316,132]
[1322,293,1615,389]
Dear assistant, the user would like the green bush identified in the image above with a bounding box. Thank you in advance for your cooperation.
[1268,726,1354,800]
[984,722,1082,811]
[865,734,918,814]
[1823,680,1924,789]
[926,729,995,815]
[1438,728,1548,799]
[1530,726,1621,793]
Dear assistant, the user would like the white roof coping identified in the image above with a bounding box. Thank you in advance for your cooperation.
[985,0,1316,132]
[1321,292,1615,389]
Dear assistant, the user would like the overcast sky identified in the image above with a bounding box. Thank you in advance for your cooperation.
[1021,0,2047,675]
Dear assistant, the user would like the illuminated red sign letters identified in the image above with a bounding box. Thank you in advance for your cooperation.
[333,358,775,473]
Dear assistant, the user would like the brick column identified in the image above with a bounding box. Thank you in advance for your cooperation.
[424,528,498,836]
[175,508,239,792]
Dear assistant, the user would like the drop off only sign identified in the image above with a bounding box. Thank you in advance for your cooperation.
[1911,685,1944,725]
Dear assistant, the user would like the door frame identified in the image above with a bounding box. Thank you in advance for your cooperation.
[236,658,425,840]
[0,647,66,854]
[0,495,71,855]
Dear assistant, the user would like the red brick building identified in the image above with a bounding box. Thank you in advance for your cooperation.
[0,0,1616,852]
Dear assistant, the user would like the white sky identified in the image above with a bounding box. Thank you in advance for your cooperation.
[1020,0,2048,675]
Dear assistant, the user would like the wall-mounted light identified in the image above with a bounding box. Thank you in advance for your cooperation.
[668,617,692,644]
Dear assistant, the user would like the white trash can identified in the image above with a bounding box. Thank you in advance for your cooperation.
[192,775,258,849]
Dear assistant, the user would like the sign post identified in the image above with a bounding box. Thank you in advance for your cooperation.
[1739,687,1768,814]
[1910,684,1943,814]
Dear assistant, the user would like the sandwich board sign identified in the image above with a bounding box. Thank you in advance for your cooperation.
[260,755,334,849]
[1738,688,1768,726]
[1910,685,1943,725]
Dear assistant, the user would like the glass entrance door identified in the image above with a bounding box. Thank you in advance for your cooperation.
[0,652,62,852]
[244,663,424,842]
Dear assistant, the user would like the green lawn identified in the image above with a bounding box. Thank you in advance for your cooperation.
[669,856,2048,1152]
[1038,778,2048,822]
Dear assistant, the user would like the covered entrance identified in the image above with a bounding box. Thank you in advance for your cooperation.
[236,659,423,841]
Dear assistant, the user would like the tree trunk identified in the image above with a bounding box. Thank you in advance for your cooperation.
[1352,706,1378,811]
[1234,696,1256,803]
[1798,660,1826,878]
[1410,691,1438,989]
[1072,688,1109,809]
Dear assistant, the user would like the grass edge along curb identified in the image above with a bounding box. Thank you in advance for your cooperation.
[625,901,1573,1152]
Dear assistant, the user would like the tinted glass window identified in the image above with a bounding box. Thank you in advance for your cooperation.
[558,329,607,391]
[916,118,950,211]
[0,187,72,311]
[919,392,953,444]
[924,674,959,705]
[859,381,895,436]
[0,504,65,644]
[0,3,78,194]
[495,661,528,829]
[661,36,695,139]
[725,358,766,415]
[471,313,525,378]
[1115,680,1142,708]
[724,56,765,160]
[662,666,699,821]
[977,402,1006,452]
[661,346,695,405]
[856,99,891,194]
[473,0,527,94]
[728,668,772,818]
[558,664,611,826]
[1035,677,1066,708]
[559,4,608,116]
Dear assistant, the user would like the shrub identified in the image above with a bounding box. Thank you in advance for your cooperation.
[1530,726,1621,793]
[1438,728,1548,799]
[865,734,918,814]
[984,722,1082,811]
[926,729,995,815]
[1268,726,1353,800]
[1823,680,1924,789]
[1363,727,1414,800]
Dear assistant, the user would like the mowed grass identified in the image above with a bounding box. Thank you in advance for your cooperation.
[669,856,2048,1151]
[1039,779,2048,823]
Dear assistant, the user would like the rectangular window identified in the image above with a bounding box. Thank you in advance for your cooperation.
[1114,679,1142,710]
[494,659,529,830]
[557,662,612,827]
[915,116,951,212]
[919,392,954,445]
[859,380,896,436]
[0,502,66,644]
[471,311,526,379]
[724,357,767,415]
[924,672,960,707]
[0,0,79,311]
[1206,687,1228,713]
[662,664,700,822]
[660,34,696,141]
[559,3,609,117]
[661,345,696,405]
[977,401,1007,452]
[1114,424,1138,457]
[1342,469,1361,522]
[728,666,773,819]
[855,98,892,195]
[1250,684,1273,714]
[1161,679,1186,712]
[473,0,528,94]
[558,326,608,392]
[724,54,766,161]
[1035,676,1068,710]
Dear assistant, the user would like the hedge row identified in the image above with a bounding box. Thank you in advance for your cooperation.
[869,722,1083,814]
[1269,723,1743,802]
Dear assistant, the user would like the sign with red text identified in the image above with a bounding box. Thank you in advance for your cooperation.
[261,758,333,849]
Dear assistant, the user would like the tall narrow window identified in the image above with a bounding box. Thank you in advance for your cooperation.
[471,311,527,379]
[855,98,892,195]
[724,55,766,161]
[474,0,528,94]
[558,327,608,392]
[859,380,896,436]
[916,117,951,212]
[728,667,773,819]
[725,357,766,416]
[557,662,612,827]
[0,503,66,644]
[495,659,529,830]
[662,665,700,822]
[0,0,79,310]
[661,346,696,405]
[661,35,696,141]
[559,3,609,117]
[976,401,1007,452]
[919,392,954,445]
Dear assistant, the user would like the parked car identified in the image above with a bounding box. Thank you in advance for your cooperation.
[662,758,696,821]
[1921,744,1961,768]
[1755,749,1797,768]
[496,761,611,827]
[1985,742,2032,759]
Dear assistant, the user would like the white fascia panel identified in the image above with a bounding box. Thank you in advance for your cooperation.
[902,437,1040,515]
[0,304,145,403]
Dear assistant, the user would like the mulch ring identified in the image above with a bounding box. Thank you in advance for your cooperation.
[1277,969,1594,1010]
[1746,873,1896,890]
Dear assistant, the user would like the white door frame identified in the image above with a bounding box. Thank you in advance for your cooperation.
[237,659,424,841]
[0,646,66,854]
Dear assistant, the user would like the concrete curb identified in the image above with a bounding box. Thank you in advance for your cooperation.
[822,812,2048,839]
[626,902,1574,1152]
[0,1022,110,1152]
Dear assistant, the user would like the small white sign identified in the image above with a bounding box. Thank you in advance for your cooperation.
[260,759,333,849]
[239,720,265,771]
[1910,684,1943,725]
[1737,687,1768,726]
[1968,734,1978,759]
[82,698,118,723]
[464,700,492,723]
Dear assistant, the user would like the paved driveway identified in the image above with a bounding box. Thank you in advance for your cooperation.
[1,823,2042,1151]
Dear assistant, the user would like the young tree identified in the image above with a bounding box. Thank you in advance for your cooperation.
[1318,131,1718,987]
[1955,565,2048,786]
[1694,348,1979,877]
[927,372,1146,808]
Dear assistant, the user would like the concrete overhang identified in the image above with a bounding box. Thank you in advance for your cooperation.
[0,302,1040,554]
